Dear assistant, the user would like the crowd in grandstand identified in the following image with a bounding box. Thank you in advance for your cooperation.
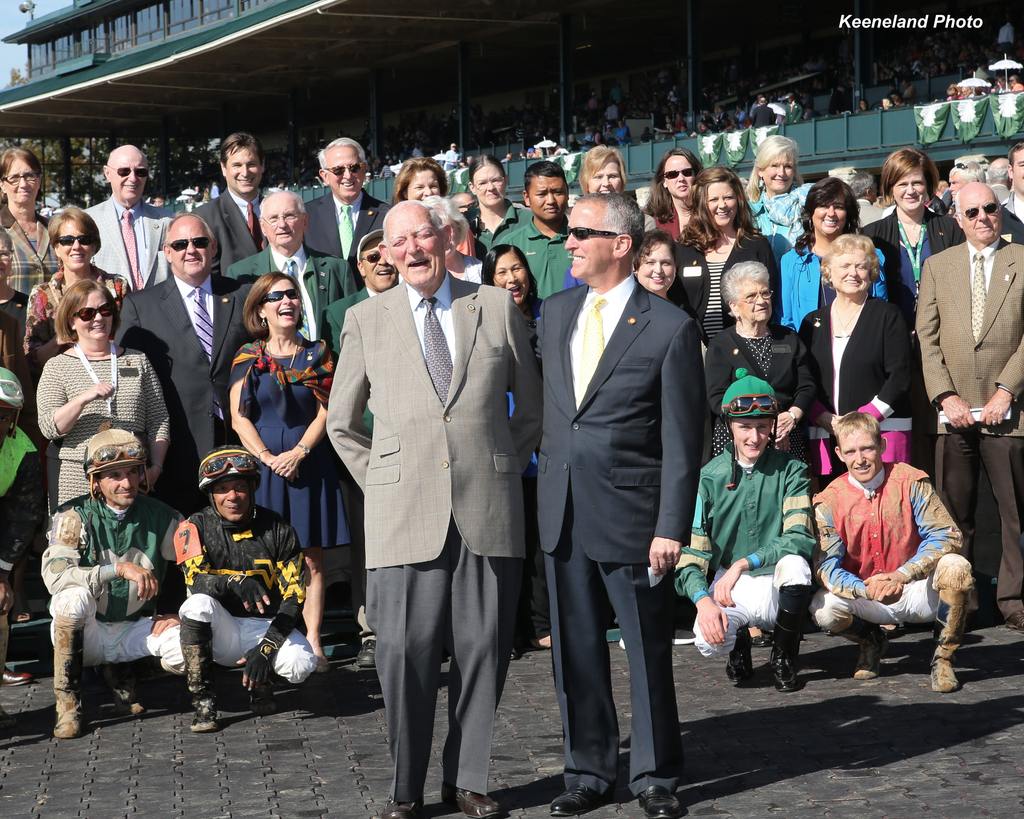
[2,125,1024,819]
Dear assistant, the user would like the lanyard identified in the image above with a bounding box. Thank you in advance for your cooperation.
[897,220,926,284]
[74,343,117,415]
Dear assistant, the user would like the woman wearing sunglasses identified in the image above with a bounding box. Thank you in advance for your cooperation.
[35,279,169,511]
[229,273,349,672]
[643,148,703,240]
[25,207,129,375]
[0,147,58,297]
[704,261,815,461]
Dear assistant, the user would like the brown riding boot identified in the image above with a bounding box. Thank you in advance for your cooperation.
[181,642,219,733]
[102,663,145,715]
[931,590,968,693]
[52,617,84,739]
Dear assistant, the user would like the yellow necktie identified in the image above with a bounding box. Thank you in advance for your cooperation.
[971,252,986,342]
[576,297,607,407]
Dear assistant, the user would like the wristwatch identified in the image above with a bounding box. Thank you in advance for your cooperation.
[296,443,311,456]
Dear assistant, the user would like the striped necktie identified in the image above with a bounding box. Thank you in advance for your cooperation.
[193,287,213,360]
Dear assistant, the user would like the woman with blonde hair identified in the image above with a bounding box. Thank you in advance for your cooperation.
[578,146,627,194]
[392,157,448,204]
[746,135,812,259]
[798,233,912,476]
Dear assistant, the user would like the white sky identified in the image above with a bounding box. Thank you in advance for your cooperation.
[1,0,67,87]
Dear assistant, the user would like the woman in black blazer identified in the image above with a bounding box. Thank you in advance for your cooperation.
[671,167,778,343]
[705,260,815,460]
[798,234,912,477]
[861,148,964,327]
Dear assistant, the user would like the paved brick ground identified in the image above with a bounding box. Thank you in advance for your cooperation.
[2,625,1023,818]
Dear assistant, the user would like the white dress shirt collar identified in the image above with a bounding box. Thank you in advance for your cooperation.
[270,245,308,275]
[173,274,212,300]
[406,272,453,312]
[966,239,998,291]
[334,191,364,219]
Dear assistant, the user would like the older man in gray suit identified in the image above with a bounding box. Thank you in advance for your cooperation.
[86,144,170,290]
[327,200,542,819]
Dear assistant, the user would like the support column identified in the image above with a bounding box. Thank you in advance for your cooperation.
[369,69,383,160]
[61,136,72,203]
[456,42,471,156]
[852,0,873,108]
[686,0,699,135]
[159,116,170,199]
[287,87,297,185]
[558,14,572,148]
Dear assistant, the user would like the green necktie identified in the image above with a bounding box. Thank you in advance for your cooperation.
[339,204,354,257]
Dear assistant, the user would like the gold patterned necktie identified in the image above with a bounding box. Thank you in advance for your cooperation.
[575,296,607,407]
[971,252,986,342]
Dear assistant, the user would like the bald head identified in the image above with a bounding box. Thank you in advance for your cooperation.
[104,144,149,208]
[957,182,1001,248]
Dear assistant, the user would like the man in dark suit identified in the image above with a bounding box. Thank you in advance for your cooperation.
[195,132,266,277]
[537,193,705,819]
[226,191,355,343]
[118,213,251,515]
[305,138,389,271]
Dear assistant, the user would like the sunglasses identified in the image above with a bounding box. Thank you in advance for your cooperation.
[260,288,299,303]
[57,234,96,247]
[74,304,114,322]
[663,168,696,180]
[360,252,382,264]
[111,167,149,178]
[567,227,620,241]
[167,236,211,252]
[962,201,999,220]
[200,451,259,480]
[92,442,146,464]
[725,394,779,416]
[325,163,364,177]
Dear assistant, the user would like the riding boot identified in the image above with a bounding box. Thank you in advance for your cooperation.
[180,616,218,733]
[770,584,811,692]
[725,626,753,683]
[931,590,968,693]
[842,616,888,680]
[249,683,277,716]
[52,617,84,739]
[103,663,145,715]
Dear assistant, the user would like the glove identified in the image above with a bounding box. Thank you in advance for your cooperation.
[226,575,268,611]
[242,638,278,687]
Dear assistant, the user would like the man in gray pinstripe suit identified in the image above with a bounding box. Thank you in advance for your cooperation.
[327,200,542,819]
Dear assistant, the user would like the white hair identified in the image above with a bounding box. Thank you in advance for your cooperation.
[262,189,306,214]
[421,195,470,246]
[382,200,444,243]
[317,137,367,169]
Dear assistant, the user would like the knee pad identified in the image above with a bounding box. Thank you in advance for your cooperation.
[178,593,217,624]
[50,587,94,623]
[774,554,813,589]
[932,554,974,593]
[179,616,213,646]
[811,592,853,633]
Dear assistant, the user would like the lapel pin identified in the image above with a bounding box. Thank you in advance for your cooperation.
[221,296,229,303]
[627,316,636,325]
[1005,274,1011,281]
[468,304,476,312]
[732,348,739,355]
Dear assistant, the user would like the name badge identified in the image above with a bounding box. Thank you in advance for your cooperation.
[119,367,139,377]
[682,266,702,278]
[771,344,791,355]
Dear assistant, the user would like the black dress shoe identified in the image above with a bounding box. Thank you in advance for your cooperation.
[357,639,377,669]
[380,798,421,819]
[550,785,612,816]
[441,782,502,818]
[1004,611,1024,632]
[637,786,683,819]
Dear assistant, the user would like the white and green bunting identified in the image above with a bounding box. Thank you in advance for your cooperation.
[723,130,749,167]
[751,125,779,148]
[698,133,722,167]
[914,101,950,145]
[949,96,990,143]
[914,93,1024,145]
[558,152,583,186]
[447,167,471,194]
[992,92,1024,138]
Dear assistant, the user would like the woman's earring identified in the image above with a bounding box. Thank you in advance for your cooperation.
[261,316,268,328]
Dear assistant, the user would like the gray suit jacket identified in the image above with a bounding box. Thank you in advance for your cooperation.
[917,239,1024,435]
[327,277,542,568]
[85,199,170,289]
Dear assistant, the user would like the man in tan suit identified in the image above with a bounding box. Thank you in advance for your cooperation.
[327,200,542,819]
[917,181,1024,632]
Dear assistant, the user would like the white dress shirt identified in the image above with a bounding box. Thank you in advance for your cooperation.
[228,189,260,226]
[111,199,149,260]
[173,274,214,338]
[570,274,635,395]
[334,191,363,234]
[406,274,456,367]
[270,245,316,339]
[966,239,998,292]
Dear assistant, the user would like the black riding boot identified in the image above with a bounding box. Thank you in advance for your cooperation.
[770,584,812,692]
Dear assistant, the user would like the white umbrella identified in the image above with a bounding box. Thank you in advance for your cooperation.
[989,56,1023,87]
[180,187,199,196]
[768,102,786,117]
[432,153,446,162]
[959,77,991,88]
[534,138,557,149]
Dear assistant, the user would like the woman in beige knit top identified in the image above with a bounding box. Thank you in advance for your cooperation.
[36,279,169,512]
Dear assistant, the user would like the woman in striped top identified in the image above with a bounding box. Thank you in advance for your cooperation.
[674,167,778,344]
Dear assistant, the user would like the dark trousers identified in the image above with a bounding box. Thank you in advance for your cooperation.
[367,518,521,801]
[545,496,681,797]
[515,477,550,644]
[935,431,1024,617]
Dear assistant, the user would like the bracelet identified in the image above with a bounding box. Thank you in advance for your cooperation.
[258,447,270,456]
[296,443,311,456]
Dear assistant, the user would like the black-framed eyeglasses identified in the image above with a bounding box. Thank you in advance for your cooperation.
[57,234,97,247]
[260,288,299,304]
[3,172,41,185]
[724,394,779,416]
[167,236,211,252]
[962,202,999,220]
[567,227,620,241]
[360,252,382,264]
[110,166,149,178]
[663,168,696,180]
[74,304,115,322]
[325,163,364,177]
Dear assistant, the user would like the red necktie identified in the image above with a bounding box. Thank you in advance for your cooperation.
[121,209,144,290]
[247,202,264,250]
